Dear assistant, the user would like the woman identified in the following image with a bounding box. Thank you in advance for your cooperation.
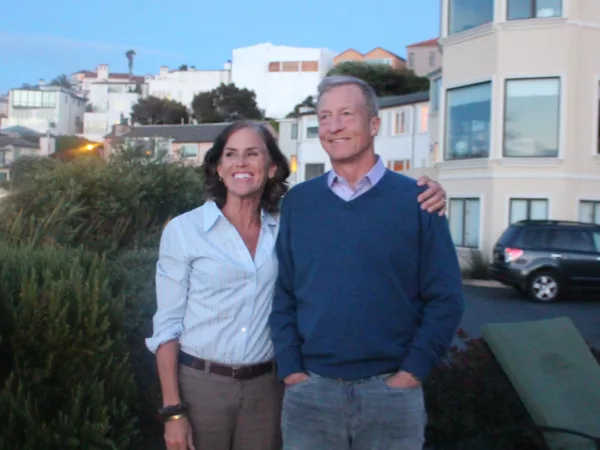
[146,120,447,450]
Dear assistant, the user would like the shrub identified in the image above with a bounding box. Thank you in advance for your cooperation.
[1,154,204,253]
[0,241,138,450]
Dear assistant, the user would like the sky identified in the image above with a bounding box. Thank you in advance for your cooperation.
[0,0,440,94]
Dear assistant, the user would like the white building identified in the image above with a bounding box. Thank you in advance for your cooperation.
[71,65,146,98]
[0,84,86,136]
[231,43,338,119]
[77,65,149,142]
[422,0,600,259]
[147,64,232,107]
[83,84,142,142]
[278,92,430,184]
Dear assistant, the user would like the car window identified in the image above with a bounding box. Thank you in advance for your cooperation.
[593,232,600,253]
[498,226,522,246]
[521,228,552,249]
[550,229,595,253]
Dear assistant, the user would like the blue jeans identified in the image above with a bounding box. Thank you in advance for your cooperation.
[281,372,427,450]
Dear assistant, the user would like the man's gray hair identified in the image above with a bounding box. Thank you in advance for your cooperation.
[316,75,379,117]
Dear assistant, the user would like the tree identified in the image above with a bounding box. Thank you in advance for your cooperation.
[125,49,136,78]
[327,62,430,97]
[286,95,316,118]
[178,64,188,71]
[49,74,72,89]
[131,96,189,125]
[191,83,263,123]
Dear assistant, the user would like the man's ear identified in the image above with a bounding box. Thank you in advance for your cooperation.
[371,115,381,137]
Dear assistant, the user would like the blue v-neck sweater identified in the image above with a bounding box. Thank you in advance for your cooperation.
[269,170,464,382]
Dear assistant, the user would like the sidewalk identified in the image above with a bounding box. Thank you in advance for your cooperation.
[462,279,506,288]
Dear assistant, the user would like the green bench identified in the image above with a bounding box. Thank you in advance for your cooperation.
[482,317,600,449]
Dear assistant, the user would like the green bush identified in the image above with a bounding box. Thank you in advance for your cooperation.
[1,154,204,253]
[0,242,138,449]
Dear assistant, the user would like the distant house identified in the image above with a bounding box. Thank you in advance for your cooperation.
[333,47,406,71]
[0,135,43,181]
[103,122,278,164]
[405,38,441,77]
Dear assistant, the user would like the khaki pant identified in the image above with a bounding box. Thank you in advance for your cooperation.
[179,363,283,450]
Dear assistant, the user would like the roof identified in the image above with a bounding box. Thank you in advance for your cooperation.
[0,135,39,150]
[122,123,232,143]
[75,70,145,83]
[406,38,439,48]
[378,91,430,108]
[0,125,44,137]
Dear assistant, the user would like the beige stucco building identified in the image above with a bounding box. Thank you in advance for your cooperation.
[412,0,600,261]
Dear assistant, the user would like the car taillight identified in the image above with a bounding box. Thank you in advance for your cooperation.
[505,248,523,263]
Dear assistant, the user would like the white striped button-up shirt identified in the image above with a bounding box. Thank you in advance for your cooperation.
[145,200,279,365]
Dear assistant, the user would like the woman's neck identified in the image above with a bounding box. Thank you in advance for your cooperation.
[221,196,262,229]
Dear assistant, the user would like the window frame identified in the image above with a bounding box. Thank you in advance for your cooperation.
[502,77,561,158]
[448,197,481,248]
[304,163,325,180]
[444,81,493,161]
[509,198,549,224]
[579,200,600,225]
[507,0,563,21]
[448,0,494,35]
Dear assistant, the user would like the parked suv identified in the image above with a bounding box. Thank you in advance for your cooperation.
[489,220,600,302]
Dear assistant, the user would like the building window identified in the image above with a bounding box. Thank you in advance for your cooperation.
[445,82,492,160]
[11,90,57,108]
[431,78,442,112]
[503,78,560,158]
[305,163,325,180]
[0,172,6,181]
[429,51,436,67]
[509,198,549,223]
[448,0,494,35]
[387,160,411,172]
[408,53,414,68]
[449,198,481,248]
[291,123,298,139]
[579,201,600,225]
[419,106,429,132]
[366,58,393,66]
[393,111,407,135]
[306,125,318,139]
[508,0,562,20]
[179,144,198,158]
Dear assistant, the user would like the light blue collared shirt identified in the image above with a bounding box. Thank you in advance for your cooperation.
[145,200,279,365]
[327,155,387,201]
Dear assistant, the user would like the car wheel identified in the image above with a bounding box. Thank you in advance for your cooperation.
[527,270,561,302]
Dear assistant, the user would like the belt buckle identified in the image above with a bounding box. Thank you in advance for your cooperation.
[231,366,241,379]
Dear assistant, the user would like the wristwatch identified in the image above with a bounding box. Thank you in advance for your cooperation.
[158,403,188,422]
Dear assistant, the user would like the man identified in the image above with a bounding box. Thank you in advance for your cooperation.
[269,75,465,450]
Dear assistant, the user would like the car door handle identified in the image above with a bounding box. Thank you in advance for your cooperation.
[551,253,563,259]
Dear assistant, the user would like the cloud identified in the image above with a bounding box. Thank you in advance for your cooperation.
[0,32,175,56]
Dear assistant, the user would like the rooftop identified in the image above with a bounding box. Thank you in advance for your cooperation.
[0,135,39,150]
[121,123,232,143]
[406,38,439,48]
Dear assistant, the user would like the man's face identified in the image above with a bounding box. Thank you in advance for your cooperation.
[317,84,380,164]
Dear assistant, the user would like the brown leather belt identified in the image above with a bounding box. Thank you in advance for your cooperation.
[179,351,275,381]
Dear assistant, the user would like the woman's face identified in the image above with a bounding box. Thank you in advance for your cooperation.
[217,127,276,202]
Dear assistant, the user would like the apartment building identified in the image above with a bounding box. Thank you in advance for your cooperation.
[71,65,146,97]
[405,38,442,77]
[427,0,600,258]
[231,43,337,119]
[279,92,430,185]
[0,84,86,135]
[333,48,407,71]
[147,64,232,108]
